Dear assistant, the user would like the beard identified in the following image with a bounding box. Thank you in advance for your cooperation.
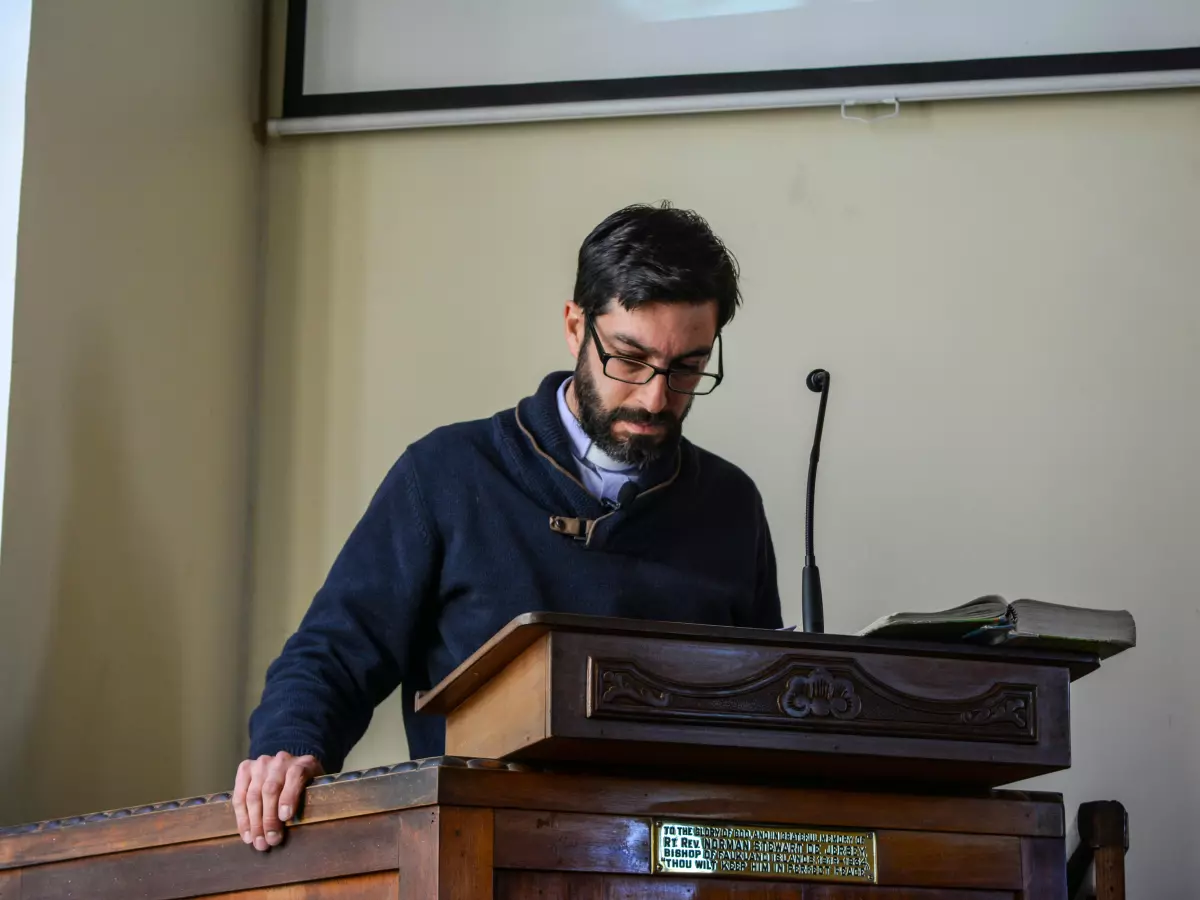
[573,356,691,468]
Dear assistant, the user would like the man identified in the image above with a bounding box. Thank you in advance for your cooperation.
[233,203,782,851]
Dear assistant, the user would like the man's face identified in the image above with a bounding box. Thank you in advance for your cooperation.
[565,299,719,467]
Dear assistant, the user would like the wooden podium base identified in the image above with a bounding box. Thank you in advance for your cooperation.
[0,756,1066,899]
[1,614,1105,898]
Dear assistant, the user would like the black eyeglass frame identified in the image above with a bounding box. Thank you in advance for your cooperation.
[585,315,724,396]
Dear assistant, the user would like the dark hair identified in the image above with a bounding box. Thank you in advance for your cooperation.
[573,202,741,330]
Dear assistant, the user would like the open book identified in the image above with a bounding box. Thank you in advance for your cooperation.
[856,595,1135,659]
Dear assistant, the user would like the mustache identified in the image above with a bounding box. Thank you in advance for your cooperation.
[610,407,678,427]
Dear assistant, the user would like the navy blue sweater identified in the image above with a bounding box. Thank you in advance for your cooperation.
[248,371,781,771]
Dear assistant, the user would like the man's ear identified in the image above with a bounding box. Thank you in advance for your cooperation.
[564,301,586,359]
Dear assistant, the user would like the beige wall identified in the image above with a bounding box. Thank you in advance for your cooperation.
[252,90,1200,895]
[0,1,262,824]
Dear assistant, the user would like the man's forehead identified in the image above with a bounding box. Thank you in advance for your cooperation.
[604,304,715,357]
[602,300,718,342]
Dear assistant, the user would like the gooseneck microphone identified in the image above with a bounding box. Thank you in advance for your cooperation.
[803,369,830,634]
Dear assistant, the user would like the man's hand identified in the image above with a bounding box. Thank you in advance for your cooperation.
[233,751,325,851]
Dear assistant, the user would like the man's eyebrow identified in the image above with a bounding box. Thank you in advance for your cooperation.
[611,332,712,363]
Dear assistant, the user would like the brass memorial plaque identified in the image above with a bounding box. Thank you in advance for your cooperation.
[652,819,877,884]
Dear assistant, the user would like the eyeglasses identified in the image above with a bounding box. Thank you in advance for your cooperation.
[586,316,724,396]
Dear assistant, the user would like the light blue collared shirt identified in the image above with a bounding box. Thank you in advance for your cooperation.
[556,377,643,507]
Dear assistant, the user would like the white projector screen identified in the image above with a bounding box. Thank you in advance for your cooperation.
[277,0,1200,133]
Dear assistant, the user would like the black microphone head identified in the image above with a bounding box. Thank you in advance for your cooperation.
[617,481,641,508]
[806,369,829,393]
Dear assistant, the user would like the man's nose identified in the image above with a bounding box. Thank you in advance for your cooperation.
[635,373,670,413]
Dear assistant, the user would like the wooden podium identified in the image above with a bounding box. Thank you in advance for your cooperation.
[0,613,1108,899]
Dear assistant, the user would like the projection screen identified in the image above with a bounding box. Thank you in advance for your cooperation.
[273,0,1200,134]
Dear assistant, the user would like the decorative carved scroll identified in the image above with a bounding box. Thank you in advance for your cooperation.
[588,655,1037,744]
[779,668,862,720]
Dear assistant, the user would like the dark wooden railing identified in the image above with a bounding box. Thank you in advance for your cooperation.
[1067,800,1129,900]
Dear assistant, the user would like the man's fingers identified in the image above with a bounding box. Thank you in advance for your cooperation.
[232,760,252,845]
[259,754,290,846]
[234,752,321,852]
[246,756,269,851]
[301,754,326,778]
[278,761,312,823]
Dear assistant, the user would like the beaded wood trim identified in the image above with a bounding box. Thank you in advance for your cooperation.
[0,756,530,837]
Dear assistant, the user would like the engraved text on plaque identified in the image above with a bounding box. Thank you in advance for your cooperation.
[652,820,877,883]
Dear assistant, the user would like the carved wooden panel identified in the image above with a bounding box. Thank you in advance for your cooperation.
[586,656,1037,744]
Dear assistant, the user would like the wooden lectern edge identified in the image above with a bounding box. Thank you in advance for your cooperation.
[414,611,551,713]
[413,611,1102,716]
[0,755,1067,871]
